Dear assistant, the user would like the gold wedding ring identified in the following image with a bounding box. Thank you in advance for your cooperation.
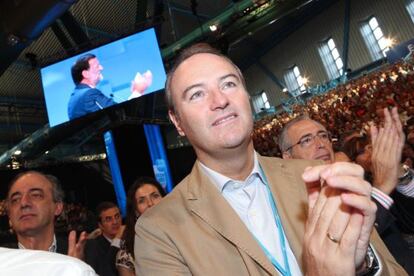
[326,232,340,243]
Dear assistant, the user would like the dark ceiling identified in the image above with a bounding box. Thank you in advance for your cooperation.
[0,0,340,169]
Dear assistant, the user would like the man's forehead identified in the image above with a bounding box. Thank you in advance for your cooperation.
[88,58,99,66]
[173,53,239,83]
[290,120,326,136]
[9,173,51,193]
[101,207,120,216]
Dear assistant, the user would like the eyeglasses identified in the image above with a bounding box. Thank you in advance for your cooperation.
[285,131,332,152]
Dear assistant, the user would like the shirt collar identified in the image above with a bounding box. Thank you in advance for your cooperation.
[102,234,114,243]
[199,152,264,193]
[18,235,57,252]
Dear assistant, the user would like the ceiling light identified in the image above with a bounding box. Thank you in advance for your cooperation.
[209,25,218,32]
[13,150,21,155]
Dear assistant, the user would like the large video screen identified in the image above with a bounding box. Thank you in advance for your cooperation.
[41,27,166,127]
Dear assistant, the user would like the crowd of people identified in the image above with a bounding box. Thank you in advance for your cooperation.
[253,59,414,167]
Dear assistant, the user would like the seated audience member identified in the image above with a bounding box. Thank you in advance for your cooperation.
[84,202,123,276]
[4,171,86,258]
[278,109,414,274]
[343,108,414,253]
[134,43,405,275]
[0,247,96,276]
[116,177,166,276]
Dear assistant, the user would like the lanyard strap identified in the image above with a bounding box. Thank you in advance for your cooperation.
[256,165,292,276]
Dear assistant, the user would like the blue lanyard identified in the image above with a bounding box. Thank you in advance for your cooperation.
[255,165,292,276]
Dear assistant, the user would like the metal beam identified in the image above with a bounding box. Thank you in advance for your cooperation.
[168,2,211,21]
[59,11,91,48]
[342,0,351,73]
[238,0,340,70]
[256,61,286,90]
[161,0,255,60]
[0,0,77,76]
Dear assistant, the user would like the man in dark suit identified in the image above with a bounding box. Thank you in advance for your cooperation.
[68,54,116,120]
[84,202,123,276]
[5,171,86,258]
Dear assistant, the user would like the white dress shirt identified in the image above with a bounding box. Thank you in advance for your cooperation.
[200,153,302,275]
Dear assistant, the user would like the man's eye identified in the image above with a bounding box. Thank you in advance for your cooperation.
[300,137,312,146]
[10,197,20,204]
[319,133,329,139]
[30,192,43,200]
[189,91,203,101]
[222,81,236,89]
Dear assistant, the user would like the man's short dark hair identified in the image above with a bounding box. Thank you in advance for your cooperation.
[165,43,246,114]
[96,201,118,222]
[7,171,65,203]
[71,53,96,85]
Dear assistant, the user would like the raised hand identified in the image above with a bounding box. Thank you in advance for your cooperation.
[67,230,87,260]
[302,162,377,275]
[370,107,405,194]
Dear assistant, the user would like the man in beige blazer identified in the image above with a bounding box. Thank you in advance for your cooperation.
[134,43,407,275]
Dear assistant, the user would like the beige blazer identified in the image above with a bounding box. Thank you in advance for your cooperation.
[135,155,406,275]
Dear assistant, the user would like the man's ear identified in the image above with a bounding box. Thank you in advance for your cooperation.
[81,70,89,80]
[54,202,64,217]
[169,110,185,136]
[282,151,292,159]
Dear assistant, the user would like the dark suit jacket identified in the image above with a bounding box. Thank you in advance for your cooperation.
[68,84,116,120]
[135,156,406,275]
[84,235,119,276]
[374,195,414,275]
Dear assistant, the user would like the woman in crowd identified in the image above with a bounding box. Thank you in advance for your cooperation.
[115,176,166,276]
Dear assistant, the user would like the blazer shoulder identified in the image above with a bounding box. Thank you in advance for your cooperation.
[259,155,321,171]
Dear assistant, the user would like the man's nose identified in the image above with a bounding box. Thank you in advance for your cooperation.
[210,89,229,110]
[314,136,325,148]
[20,194,32,208]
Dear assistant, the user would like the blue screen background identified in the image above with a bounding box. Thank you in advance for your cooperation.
[41,28,166,127]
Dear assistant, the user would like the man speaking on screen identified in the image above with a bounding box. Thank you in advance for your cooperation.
[68,53,152,120]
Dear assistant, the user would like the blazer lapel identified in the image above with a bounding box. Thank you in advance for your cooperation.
[258,155,308,271]
[187,162,278,275]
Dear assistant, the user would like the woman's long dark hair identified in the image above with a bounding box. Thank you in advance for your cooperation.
[123,176,166,258]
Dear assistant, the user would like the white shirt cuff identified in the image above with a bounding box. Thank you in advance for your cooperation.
[371,187,394,210]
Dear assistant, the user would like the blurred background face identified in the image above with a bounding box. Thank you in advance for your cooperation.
[98,207,121,239]
[355,144,372,172]
[135,184,162,216]
[85,57,103,86]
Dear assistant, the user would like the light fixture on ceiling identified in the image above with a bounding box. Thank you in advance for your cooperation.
[209,25,218,32]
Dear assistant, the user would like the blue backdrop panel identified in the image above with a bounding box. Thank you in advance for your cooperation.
[104,130,127,216]
[143,124,174,193]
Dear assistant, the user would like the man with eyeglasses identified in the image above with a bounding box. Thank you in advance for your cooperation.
[84,201,123,276]
[279,113,414,275]
[279,116,334,162]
